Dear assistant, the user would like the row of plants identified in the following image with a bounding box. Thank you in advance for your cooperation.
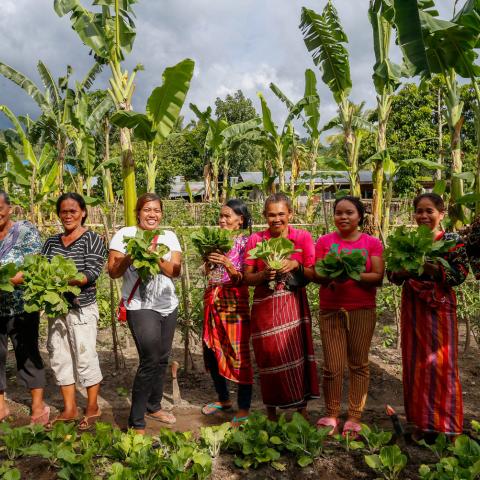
[1,414,479,479]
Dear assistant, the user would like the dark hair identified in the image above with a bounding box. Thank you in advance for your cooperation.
[56,192,87,225]
[263,193,293,215]
[413,192,445,212]
[334,195,365,226]
[0,190,10,205]
[225,198,252,230]
[136,193,163,224]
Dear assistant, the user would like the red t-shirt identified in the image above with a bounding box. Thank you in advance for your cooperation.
[244,226,315,270]
[315,231,383,310]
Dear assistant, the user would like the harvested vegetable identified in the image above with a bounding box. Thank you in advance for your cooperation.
[191,227,234,257]
[123,228,169,282]
[0,263,19,292]
[384,225,455,275]
[315,249,366,281]
[21,254,84,317]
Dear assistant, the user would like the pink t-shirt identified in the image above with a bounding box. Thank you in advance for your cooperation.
[244,226,315,270]
[315,231,383,310]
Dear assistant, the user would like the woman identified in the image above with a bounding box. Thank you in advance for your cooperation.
[0,191,49,424]
[201,199,253,424]
[244,193,319,421]
[42,193,107,430]
[313,196,384,437]
[108,193,182,433]
[465,216,480,279]
[388,193,468,438]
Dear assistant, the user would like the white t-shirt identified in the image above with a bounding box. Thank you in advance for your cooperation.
[109,226,182,315]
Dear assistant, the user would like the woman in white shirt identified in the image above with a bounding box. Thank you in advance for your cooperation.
[108,193,182,433]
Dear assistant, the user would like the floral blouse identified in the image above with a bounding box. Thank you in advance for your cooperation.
[0,221,42,317]
[208,234,249,285]
[465,220,480,279]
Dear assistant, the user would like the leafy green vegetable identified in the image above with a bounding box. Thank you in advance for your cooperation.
[123,229,169,282]
[365,444,407,480]
[21,255,84,318]
[0,263,18,293]
[315,249,366,281]
[191,227,234,257]
[384,225,456,275]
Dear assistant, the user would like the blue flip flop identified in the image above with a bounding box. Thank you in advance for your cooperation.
[231,416,249,427]
[201,402,232,416]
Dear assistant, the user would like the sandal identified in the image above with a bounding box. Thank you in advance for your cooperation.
[145,410,176,425]
[78,410,102,432]
[201,402,232,416]
[231,416,249,427]
[342,420,362,439]
[0,408,11,423]
[30,405,50,426]
[316,416,339,435]
[45,416,78,430]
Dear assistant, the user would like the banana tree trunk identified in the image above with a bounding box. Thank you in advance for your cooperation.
[212,156,220,202]
[276,149,286,193]
[306,141,319,223]
[146,143,157,193]
[56,136,66,193]
[203,161,212,201]
[290,145,300,209]
[102,120,114,206]
[221,157,229,203]
[436,87,444,181]
[382,180,393,237]
[120,126,137,226]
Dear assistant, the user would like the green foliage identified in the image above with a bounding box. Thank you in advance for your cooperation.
[0,461,20,480]
[247,237,301,271]
[123,229,168,282]
[200,423,231,458]
[360,424,393,454]
[315,249,366,281]
[334,432,365,453]
[191,227,233,257]
[21,255,84,318]
[384,225,456,275]
[416,433,449,460]
[0,263,18,293]
[365,444,407,480]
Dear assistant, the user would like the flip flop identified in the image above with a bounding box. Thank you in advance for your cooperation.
[342,420,362,439]
[231,416,249,427]
[316,416,339,435]
[145,410,176,425]
[30,405,50,426]
[45,416,78,431]
[201,402,232,416]
[78,410,102,432]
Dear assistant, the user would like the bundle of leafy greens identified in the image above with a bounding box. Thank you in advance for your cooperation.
[0,263,19,292]
[248,237,302,289]
[384,225,456,275]
[191,227,234,257]
[21,254,84,317]
[315,249,366,281]
[123,229,169,282]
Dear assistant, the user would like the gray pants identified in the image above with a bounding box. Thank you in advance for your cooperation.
[0,311,45,391]
[47,302,103,388]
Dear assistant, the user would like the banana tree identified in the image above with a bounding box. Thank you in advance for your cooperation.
[392,0,480,227]
[0,106,58,224]
[110,59,195,192]
[55,0,141,226]
[300,2,361,196]
[368,0,402,235]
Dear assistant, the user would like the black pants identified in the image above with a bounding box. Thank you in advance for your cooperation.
[0,311,45,391]
[127,308,177,429]
[203,346,252,411]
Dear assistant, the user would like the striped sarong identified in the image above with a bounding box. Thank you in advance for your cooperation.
[250,285,319,407]
[203,284,253,384]
[401,279,463,435]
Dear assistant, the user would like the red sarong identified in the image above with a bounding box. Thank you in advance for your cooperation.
[250,285,320,407]
[401,279,463,435]
[203,284,253,384]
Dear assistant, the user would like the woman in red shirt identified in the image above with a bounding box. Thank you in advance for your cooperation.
[244,193,319,421]
[313,196,384,437]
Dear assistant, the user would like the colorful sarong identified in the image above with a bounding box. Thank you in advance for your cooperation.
[250,285,320,407]
[401,279,463,435]
[203,284,253,384]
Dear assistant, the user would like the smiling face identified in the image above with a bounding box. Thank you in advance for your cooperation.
[334,199,361,235]
[0,195,12,231]
[414,197,445,232]
[59,198,86,233]
[137,200,162,230]
[218,205,243,231]
[264,201,292,237]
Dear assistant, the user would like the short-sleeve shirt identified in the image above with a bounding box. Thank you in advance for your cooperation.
[244,226,315,270]
[0,221,42,317]
[315,231,383,310]
[109,226,182,315]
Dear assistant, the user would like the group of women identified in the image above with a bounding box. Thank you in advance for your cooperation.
[0,187,477,439]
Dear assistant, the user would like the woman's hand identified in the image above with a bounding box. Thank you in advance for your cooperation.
[68,274,88,287]
[263,267,277,281]
[206,252,228,266]
[278,259,299,275]
[10,271,24,286]
[422,260,440,278]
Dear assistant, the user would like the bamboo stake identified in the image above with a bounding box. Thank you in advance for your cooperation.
[180,234,194,372]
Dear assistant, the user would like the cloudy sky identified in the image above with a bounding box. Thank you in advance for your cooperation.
[0,0,454,131]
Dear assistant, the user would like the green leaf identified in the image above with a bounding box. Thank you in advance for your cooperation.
[297,455,313,467]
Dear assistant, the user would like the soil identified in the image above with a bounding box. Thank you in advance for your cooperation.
[3,320,479,479]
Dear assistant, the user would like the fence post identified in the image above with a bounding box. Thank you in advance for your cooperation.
[180,234,194,372]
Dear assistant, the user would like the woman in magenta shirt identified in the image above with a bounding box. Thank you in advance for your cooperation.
[313,196,384,437]
[244,193,319,421]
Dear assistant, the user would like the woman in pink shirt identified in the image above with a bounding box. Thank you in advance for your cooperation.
[313,196,384,437]
[244,193,319,421]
